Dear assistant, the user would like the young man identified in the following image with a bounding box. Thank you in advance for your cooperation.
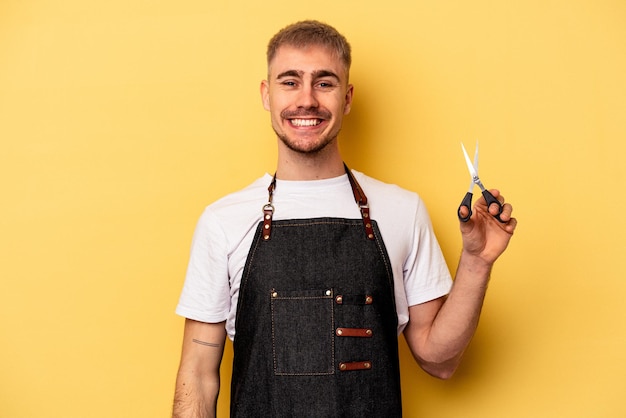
[173,20,517,418]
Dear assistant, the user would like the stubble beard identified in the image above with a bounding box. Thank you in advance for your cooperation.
[274,108,339,155]
[274,128,339,155]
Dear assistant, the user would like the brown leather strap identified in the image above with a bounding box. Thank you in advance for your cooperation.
[262,175,277,241]
[335,327,373,337]
[344,163,375,240]
[262,164,374,241]
[262,204,274,241]
[339,361,372,371]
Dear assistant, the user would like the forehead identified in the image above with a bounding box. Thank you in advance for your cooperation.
[268,44,348,80]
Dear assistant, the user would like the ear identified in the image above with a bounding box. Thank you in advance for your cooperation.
[343,84,354,115]
[260,80,270,111]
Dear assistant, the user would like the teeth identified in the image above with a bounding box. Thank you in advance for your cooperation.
[290,118,321,127]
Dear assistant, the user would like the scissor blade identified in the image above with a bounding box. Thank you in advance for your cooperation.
[473,141,479,171]
[461,143,479,179]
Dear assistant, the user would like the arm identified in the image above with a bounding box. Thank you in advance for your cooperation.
[173,319,227,418]
[404,189,517,379]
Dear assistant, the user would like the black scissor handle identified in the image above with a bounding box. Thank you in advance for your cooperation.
[482,190,506,223]
[458,192,473,222]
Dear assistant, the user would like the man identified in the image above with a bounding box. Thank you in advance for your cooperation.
[173,20,516,418]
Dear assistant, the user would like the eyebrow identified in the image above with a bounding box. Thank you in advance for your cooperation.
[276,70,302,79]
[313,70,340,81]
[275,69,341,82]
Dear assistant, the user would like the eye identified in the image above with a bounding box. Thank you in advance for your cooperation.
[316,81,335,89]
[281,80,297,87]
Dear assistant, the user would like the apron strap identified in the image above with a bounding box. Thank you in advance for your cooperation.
[263,164,375,241]
[262,178,276,241]
[344,163,375,240]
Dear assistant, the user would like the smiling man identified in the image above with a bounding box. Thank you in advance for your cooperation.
[262,44,352,160]
[172,20,516,418]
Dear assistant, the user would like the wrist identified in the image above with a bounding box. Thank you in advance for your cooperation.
[459,250,494,276]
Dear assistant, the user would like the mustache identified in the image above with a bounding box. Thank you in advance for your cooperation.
[280,109,332,120]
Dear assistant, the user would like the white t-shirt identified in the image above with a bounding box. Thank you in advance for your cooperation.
[176,171,453,340]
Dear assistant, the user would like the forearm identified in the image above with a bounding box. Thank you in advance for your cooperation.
[408,251,493,378]
[172,319,226,418]
[436,252,491,350]
[172,369,220,418]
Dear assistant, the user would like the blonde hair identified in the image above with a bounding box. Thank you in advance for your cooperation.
[266,20,352,73]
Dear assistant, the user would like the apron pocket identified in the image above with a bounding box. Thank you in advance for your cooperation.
[270,288,334,375]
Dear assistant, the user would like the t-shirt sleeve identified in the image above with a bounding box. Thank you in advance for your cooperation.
[403,197,453,306]
[175,208,231,323]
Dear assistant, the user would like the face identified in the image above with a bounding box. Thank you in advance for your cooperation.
[261,45,353,155]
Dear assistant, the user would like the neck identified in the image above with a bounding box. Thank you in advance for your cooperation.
[275,141,345,180]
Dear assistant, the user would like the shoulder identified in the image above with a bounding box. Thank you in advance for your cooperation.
[352,170,423,212]
[351,170,433,243]
[198,174,272,224]
[193,174,271,246]
[206,174,272,214]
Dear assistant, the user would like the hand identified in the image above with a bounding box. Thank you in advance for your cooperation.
[458,189,517,265]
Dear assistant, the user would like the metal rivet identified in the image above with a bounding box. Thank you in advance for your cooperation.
[366,329,372,336]
[368,234,374,239]
[325,290,331,296]
[263,235,270,240]
[365,296,373,304]
[271,291,278,298]
[339,363,346,371]
[265,214,271,220]
[336,328,343,336]
[366,223,371,228]
[363,362,371,369]
[335,295,343,304]
[264,224,270,229]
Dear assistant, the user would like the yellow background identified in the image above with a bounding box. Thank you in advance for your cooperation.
[1,1,625,417]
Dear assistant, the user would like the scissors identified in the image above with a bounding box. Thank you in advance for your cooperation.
[458,142,504,223]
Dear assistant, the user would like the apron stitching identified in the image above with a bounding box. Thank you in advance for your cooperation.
[273,220,363,228]
[270,291,336,376]
[373,234,394,286]
[235,229,264,330]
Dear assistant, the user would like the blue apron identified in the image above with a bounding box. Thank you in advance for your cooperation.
[231,166,402,417]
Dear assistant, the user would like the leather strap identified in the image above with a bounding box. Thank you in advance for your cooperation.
[262,204,274,241]
[263,176,277,241]
[344,163,375,240]
[338,361,372,371]
[335,327,373,337]
[263,164,374,241]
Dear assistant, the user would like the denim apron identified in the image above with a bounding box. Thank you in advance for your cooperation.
[231,166,402,417]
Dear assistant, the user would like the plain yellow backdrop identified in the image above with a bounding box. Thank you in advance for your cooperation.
[1,1,625,417]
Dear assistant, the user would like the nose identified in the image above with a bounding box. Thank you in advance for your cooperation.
[296,85,318,109]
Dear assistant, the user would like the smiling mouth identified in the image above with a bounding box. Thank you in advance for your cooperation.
[289,118,323,127]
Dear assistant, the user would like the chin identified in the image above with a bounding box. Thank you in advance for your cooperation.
[279,135,337,155]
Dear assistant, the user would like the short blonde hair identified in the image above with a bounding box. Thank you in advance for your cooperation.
[266,20,352,73]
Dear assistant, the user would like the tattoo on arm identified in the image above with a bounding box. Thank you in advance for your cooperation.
[192,338,220,347]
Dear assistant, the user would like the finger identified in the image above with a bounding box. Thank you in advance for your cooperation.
[458,205,470,219]
[497,202,513,222]
[489,201,503,216]
[503,216,518,233]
